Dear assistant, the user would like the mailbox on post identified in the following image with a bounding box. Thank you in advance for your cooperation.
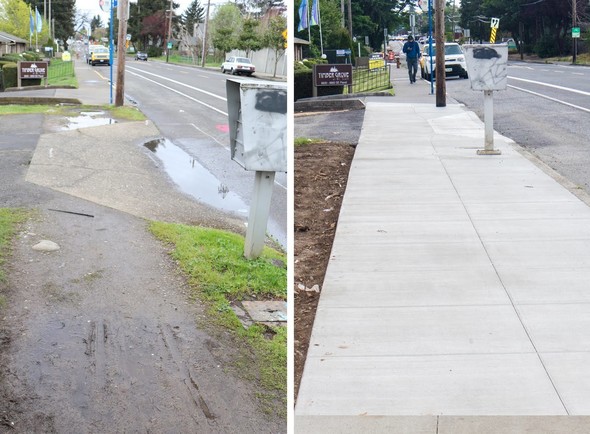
[463,44,508,155]
[226,79,287,259]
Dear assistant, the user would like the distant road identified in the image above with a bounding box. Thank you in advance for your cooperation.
[446,61,590,195]
[118,60,287,249]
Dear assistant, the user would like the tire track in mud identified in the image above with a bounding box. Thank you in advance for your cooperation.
[158,323,217,423]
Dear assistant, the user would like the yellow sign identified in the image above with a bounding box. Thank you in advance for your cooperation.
[282,29,287,48]
[61,51,71,61]
[369,58,385,70]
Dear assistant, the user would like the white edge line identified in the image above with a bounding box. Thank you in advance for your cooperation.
[508,84,590,114]
[509,76,590,97]
[127,69,228,116]
[127,65,227,102]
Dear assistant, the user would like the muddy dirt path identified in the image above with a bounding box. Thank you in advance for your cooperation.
[0,113,282,433]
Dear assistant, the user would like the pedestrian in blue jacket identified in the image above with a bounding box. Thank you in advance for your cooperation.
[402,35,421,84]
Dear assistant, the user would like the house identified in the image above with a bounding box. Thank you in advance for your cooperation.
[294,37,310,61]
[0,31,28,55]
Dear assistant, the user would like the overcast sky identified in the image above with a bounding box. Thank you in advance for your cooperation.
[75,0,196,21]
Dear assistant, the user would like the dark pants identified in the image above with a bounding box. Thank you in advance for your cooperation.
[407,58,418,82]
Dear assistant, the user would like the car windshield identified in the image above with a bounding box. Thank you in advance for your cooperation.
[424,45,463,56]
[445,45,463,55]
[95,47,108,53]
[236,58,251,63]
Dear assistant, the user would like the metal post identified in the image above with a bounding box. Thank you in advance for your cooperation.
[244,171,275,259]
[477,90,501,155]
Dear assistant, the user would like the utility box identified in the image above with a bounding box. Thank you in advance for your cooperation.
[463,44,508,91]
[226,79,287,173]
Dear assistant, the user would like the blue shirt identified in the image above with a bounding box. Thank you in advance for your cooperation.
[403,41,421,60]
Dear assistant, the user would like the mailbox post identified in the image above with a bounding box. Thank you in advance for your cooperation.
[463,44,508,155]
[226,79,287,259]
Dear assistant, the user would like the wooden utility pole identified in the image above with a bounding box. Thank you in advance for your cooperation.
[573,0,577,64]
[115,0,129,106]
[165,0,173,63]
[201,0,211,67]
[435,0,446,107]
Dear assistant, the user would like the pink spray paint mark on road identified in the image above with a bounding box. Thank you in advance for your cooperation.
[216,124,229,133]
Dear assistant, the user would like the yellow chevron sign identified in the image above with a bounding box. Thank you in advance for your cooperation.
[490,17,500,43]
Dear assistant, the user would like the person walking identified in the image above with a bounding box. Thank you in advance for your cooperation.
[402,35,421,84]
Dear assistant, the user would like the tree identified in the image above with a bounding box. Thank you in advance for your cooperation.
[262,14,286,77]
[211,3,242,58]
[182,0,204,36]
[127,0,180,49]
[0,0,34,40]
[237,18,263,57]
[91,15,103,32]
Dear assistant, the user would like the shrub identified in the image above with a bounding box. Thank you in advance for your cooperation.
[1,63,17,89]
[147,46,163,58]
[535,34,559,58]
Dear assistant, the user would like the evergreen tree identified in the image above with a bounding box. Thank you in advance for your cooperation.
[91,15,103,32]
[182,0,204,36]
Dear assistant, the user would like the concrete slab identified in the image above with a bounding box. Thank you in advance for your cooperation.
[472,218,590,242]
[297,354,566,415]
[241,300,287,323]
[307,305,534,358]
[296,415,590,434]
[542,353,590,414]
[518,304,590,352]
[498,268,590,304]
[487,240,590,269]
[317,269,511,308]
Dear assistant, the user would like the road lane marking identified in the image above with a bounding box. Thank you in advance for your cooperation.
[126,69,228,116]
[572,72,584,76]
[508,76,590,96]
[508,84,590,114]
[127,66,226,101]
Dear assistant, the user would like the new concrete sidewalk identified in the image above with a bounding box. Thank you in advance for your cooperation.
[295,75,590,433]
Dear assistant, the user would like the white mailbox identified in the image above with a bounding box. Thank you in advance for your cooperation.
[463,44,508,91]
[226,79,287,173]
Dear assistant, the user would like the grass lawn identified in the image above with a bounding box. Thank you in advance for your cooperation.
[0,209,29,307]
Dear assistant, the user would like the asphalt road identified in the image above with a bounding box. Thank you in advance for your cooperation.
[445,61,590,193]
[105,59,288,249]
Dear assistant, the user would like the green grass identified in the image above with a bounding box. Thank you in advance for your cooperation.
[47,59,78,87]
[0,104,146,121]
[0,208,29,284]
[149,222,287,408]
[294,137,325,147]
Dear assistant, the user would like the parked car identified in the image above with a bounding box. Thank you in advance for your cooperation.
[135,51,148,61]
[420,42,468,81]
[90,46,110,66]
[86,44,104,64]
[221,57,255,76]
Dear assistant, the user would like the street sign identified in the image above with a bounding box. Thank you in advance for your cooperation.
[572,27,581,38]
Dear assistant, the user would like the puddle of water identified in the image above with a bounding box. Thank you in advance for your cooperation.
[144,138,248,215]
[62,112,116,131]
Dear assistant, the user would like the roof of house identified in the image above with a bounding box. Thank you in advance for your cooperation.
[0,31,28,44]
[294,37,310,45]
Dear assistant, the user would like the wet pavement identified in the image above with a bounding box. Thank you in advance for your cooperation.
[0,62,284,432]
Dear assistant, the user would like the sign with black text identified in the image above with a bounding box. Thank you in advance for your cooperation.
[314,64,353,87]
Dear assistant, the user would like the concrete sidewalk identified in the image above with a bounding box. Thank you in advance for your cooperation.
[295,76,590,432]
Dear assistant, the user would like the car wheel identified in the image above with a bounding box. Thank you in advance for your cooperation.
[247,72,253,77]
[230,68,235,75]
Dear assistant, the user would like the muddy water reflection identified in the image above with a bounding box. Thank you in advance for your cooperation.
[144,138,248,215]
[62,112,117,130]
